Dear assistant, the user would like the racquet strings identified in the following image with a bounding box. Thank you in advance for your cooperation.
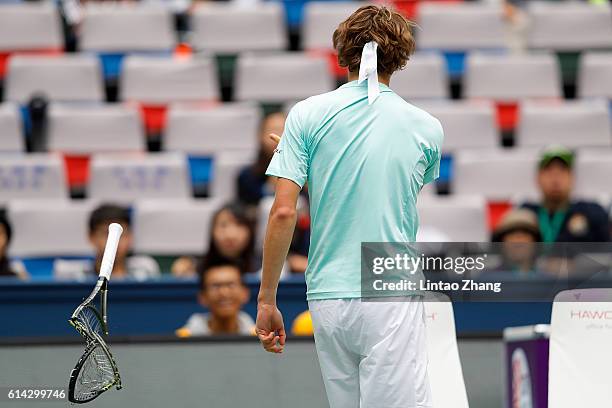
[71,342,116,402]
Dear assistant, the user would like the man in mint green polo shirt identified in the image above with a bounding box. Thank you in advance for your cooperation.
[256,5,443,408]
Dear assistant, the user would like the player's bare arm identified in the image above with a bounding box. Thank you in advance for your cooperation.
[256,178,301,353]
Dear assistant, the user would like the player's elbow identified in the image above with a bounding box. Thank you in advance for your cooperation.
[269,205,297,223]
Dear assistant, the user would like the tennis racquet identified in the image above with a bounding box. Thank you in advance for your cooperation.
[68,223,123,404]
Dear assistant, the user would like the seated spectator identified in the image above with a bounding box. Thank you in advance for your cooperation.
[176,264,255,337]
[0,212,28,280]
[54,204,160,280]
[171,203,258,277]
[491,209,541,275]
[237,112,286,206]
[521,146,610,243]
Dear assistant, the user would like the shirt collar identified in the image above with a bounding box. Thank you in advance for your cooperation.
[339,80,393,92]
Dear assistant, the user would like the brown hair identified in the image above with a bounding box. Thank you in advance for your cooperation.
[332,5,416,76]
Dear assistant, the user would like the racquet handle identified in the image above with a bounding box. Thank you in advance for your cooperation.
[99,223,124,280]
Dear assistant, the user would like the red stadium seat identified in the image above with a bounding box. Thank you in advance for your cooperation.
[63,155,91,190]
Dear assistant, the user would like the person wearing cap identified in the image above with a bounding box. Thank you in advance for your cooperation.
[255,5,440,407]
[521,146,610,243]
[491,209,542,275]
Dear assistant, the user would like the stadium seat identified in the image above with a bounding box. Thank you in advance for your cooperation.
[133,199,222,255]
[0,103,24,152]
[413,100,498,151]
[119,55,219,134]
[417,195,488,241]
[80,3,176,79]
[527,2,612,51]
[516,100,612,148]
[47,103,146,189]
[164,102,260,155]
[464,52,562,131]
[0,3,63,78]
[48,103,146,154]
[210,150,257,202]
[302,2,357,50]
[465,52,561,101]
[548,289,612,408]
[301,1,358,77]
[417,2,506,77]
[578,52,612,99]
[424,292,469,408]
[575,150,612,197]
[392,53,449,100]
[7,199,96,258]
[191,3,287,53]
[234,52,335,103]
[0,153,68,204]
[453,149,539,200]
[5,54,104,103]
[88,153,191,203]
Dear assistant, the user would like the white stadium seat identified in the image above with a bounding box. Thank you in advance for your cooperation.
[549,289,612,408]
[575,151,612,197]
[414,100,498,151]
[0,153,67,204]
[417,195,488,242]
[0,3,63,51]
[0,103,24,152]
[235,52,335,103]
[164,102,261,155]
[517,100,611,148]
[80,3,175,52]
[578,52,612,99]
[424,293,470,408]
[191,3,287,53]
[453,149,539,200]
[48,103,146,154]
[119,55,219,104]
[417,3,506,50]
[210,150,257,202]
[302,2,360,50]
[465,52,562,101]
[392,53,449,100]
[133,199,222,255]
[527,2,612,51]
[88,153,191,203]
[5,55,104,103]
[7,199,96,258]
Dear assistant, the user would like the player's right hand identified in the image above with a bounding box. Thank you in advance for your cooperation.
[256,303,286,354]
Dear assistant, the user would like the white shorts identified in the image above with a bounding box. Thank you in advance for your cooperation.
[309,297,432,408]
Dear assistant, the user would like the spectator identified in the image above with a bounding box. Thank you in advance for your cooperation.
[54,204,160,280]
[171,203,257,277]
[237,112,286,206]
[0,212,28,280]
[491,209,541,275]
[521,146,610,243]
[176,264,255,337]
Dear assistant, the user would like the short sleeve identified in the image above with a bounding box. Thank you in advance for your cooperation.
[265,104,309,188]
[423,119,444,185]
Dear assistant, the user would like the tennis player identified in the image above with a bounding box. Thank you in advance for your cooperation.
[256,5,443,408]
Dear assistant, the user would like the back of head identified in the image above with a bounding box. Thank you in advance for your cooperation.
[333,5,416,77]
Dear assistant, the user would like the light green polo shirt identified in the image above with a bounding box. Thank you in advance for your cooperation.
[266,80,444,300]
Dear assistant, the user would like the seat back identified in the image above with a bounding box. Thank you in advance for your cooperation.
[88,153,191,203]
[191,3,287,53]
[0,153,67,204]
[165,102,260,155]
[48,103,145,153]
[5,55,104,103]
